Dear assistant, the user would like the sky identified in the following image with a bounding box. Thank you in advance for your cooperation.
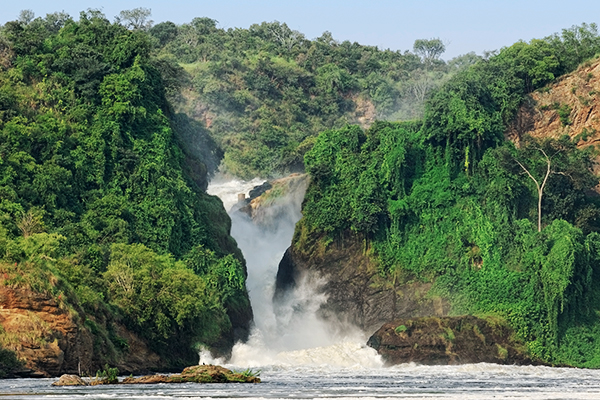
[2,0,600,59]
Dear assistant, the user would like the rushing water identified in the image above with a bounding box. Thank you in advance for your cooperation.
[2,179,600,399]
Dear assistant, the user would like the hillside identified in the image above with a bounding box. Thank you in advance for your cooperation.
[0,11,251,376]
[508,58,600,169]
[149,18,477,178]
[277,25,600,368]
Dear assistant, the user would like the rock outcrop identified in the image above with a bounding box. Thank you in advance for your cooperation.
[507,58,600,171]
[275,230,450,335]
[51,374,88,386]
[53,365,261,385]
[0,286,93,377]
[0,285,161,377]
[121,365,260,384]
[367,316,538,366]
[236,173,309,228]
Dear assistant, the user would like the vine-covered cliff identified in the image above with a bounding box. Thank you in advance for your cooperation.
[278,26,600,367]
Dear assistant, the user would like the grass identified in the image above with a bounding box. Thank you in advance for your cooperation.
[233,368,261,379]
[395,325,407,334]
[0,312,52,351]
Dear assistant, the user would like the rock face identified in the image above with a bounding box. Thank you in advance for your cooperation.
[367,316,537,366]
[0,286,93,377]
[275,231,450,334]
[0,285,161,377]
[507,58,600,171]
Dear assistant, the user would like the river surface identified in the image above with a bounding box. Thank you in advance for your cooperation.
[2,179,599,399]
[2,363,600,399]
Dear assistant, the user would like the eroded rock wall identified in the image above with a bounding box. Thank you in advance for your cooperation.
[275,230,450,335]
[0,285,161,377]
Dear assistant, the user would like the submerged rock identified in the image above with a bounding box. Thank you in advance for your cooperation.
[367,316,541,366]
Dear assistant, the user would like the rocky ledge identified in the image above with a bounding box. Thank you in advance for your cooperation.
[367,316,542,366]
[52,365,260,386]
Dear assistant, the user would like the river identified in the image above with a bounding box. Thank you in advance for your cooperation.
[2,363,600,399]
[2,179,600,399]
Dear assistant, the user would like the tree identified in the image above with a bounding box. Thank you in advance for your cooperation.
[514,147,551,232]
[18,10,35,25]
[413,38,446,67]
[115,8,153,31]
[511,137,597,232]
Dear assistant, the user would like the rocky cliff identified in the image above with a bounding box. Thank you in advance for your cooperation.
[507,58,600,170]
[0,284,161,377]
[275,228,450,335]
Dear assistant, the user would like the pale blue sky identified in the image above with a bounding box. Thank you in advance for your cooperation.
[2,0,599,59]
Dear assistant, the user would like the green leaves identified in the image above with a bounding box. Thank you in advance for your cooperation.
[0,13,251,362]
[104,243,228,343]
[302,114,600,366]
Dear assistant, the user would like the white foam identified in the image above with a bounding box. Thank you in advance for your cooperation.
[207,176,266,211]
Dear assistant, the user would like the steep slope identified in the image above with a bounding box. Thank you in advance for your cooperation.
[276,29,600,367]
[508,57,600,167]
[0,12,252,375]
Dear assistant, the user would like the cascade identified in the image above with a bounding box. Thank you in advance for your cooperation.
[207,177,382,368]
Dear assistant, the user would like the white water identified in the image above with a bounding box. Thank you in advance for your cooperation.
[207,179,599,399]
[3,364,600,399]
[207,177,375,369]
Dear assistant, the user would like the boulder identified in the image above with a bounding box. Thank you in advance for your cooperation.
[367,315,541,366]
[51,374,88,386]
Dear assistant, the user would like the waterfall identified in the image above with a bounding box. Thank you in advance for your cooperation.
[207,177,382,368]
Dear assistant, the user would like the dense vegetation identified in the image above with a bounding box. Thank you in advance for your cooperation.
[0,10,250,367]
[147,15,478,178]
[299,23,600,367]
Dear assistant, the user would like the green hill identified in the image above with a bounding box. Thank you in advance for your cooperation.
[293,23,600,367]
[0,10,251,373]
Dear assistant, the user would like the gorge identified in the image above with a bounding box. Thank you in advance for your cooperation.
[4,10,600,400]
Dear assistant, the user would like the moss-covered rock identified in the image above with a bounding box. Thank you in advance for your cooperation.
[367,316,546,366]
[86,365,260,385]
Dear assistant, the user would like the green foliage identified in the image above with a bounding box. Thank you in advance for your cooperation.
[147,18,474,178]
[556,104,573,126]
[0,11,250,364]
[95,364,119,383]
[234,368,261,378]
[302,114,600,367]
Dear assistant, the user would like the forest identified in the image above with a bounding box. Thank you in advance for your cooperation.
[2,6,600,372]
[299,23,600,367]
[0,9,251,371]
